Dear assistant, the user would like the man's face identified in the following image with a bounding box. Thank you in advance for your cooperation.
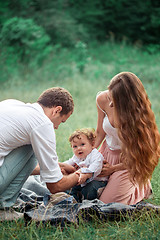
[52,111,72,129]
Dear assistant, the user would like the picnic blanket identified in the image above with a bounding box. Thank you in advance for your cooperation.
[15,176,160,226]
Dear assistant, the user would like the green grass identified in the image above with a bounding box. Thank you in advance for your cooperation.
[0,41,160,239]
[0,211,160,239]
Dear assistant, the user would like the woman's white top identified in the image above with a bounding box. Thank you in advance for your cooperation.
[103,115,121,150]
[96,92,121,150]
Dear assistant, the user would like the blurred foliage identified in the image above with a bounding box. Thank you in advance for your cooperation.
[0,17,52,63]
[0,0,160,83]
[0,0,160,47]
[0,0,89,47]
[74,41,89,73]
[144,44,160,54]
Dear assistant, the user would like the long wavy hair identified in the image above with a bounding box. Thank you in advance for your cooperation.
[108,72,160,186]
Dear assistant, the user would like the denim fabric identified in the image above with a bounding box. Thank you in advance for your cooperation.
[69,180,108,202]
[0,145,37,209]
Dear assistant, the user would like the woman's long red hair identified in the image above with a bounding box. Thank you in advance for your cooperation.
[108,72,160,187]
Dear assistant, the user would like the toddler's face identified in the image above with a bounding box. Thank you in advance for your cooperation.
[71,134,93,159]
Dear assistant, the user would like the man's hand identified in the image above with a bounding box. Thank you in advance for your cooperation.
[73,163,80,170]
[59,162,76,175]
[77,171,92,185]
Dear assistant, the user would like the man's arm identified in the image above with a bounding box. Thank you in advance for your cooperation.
[78,172,92,185]
[31,163,40,175]
[46,172,79,194]
[59,162,76,174]
[31,163,79,193]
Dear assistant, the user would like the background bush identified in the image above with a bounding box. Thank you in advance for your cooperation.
[1,0,160,48]
[0,17,52,63]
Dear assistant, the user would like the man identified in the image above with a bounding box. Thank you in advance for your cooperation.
[0,87,79,221]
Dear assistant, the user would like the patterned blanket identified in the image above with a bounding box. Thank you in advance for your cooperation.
[15,176,160,227]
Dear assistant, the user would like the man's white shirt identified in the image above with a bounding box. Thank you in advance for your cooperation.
[0,99,63,183]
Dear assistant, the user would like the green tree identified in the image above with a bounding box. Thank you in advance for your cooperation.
[1,0,160,47]
[0,17,52,63]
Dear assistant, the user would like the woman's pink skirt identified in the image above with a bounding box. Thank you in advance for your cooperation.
[99,140,152,205]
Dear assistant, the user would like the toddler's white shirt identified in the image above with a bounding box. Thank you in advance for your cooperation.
[65,148,107,186]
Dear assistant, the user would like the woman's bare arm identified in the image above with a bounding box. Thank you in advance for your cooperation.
[94,94,106,148]
[98,160,126,177]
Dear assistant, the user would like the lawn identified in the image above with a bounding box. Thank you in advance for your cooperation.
[0,41,160,239]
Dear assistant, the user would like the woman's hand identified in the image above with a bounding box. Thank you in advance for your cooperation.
[98,160,114,177]
[98,160,126,177]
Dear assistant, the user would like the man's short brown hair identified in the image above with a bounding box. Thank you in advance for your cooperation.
[37,87,74,115]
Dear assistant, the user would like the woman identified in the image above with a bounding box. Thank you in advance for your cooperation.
[95,72,160,205]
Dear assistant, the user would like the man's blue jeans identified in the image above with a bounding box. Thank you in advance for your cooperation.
[0,145,37,209]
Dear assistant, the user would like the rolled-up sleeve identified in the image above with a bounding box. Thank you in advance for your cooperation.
[30,123,63,183]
